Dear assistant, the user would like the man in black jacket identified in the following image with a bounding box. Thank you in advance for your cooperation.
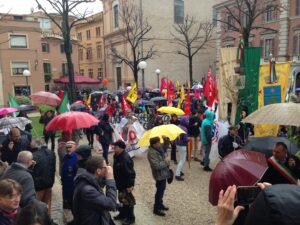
[31,138,56,215]
[97,113,113,164]
[218,126,243,158]
[112,140,136,225]
[188,111,201,161]
[73,155,117,225]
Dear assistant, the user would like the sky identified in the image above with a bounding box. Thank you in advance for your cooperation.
[0,0,103,14]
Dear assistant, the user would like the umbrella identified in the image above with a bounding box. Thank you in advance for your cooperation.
[70,103,86,111]
[0,107,18,116]
[0,117,32,130]
[73,100,83,104]
[150,97,167,102]
[157,106,185,116]
[30,91,61,106]
[243,103,300,126]
[134,99,154,106]
[17,105,37,112]
[191,84,203,89]
[37,104,56,113]
[138,124,186,147]
[244,136,298,157]
[209,150,268,206]
[151,88,160,93]
[46,111,99,131]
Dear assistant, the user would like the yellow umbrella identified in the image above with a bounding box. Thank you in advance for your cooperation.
[157,106,185,116]
[138,124,186,147]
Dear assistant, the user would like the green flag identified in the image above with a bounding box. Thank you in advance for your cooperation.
[8,94,19,117]
[57,92,70,114]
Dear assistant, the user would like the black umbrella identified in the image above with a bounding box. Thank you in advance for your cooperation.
[150,97,167,102]
[135,99,154,106]
[17,105,37,112]
[244,136,298,157]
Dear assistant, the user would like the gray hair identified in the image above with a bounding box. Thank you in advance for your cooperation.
[31,137,46,149]
[17,151,33,164]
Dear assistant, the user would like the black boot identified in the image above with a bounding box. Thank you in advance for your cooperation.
[122,206,135,225]
[114,206,127,221]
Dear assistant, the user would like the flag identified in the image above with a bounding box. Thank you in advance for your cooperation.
[126,83,138,103]
[203,67,216,108]
[97,95,103,110]
[286,70,296,102]
[86,94,91,106]
[58,89,64,99]
[8,94,19,117]
[236,35,244,62]
[176,81,180,94]
[184,82,191,115]
[160,77,167,94]
[121,95,131,116]
[57,92,70,114]
[269,56,277,83]
[178,85,185,109]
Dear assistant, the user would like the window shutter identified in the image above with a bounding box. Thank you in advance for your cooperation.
[293,35,298,55]
[260,39,264,58]
[272,38,276,56]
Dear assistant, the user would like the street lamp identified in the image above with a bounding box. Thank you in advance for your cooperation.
[155,69,160,89]
[23,69,31,96]
[138,61,147,90]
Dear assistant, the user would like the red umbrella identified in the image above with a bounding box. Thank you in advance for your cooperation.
[73,100,83,104]
[46,111,99,131]
[0,107,18,116]
[30,91,61,106]
[209,150,268,206]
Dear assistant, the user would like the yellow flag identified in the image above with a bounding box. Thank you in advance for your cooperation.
[176,80,180,93]
[178,85,185,109]
[86,94,91,106]
[126,83,138,103]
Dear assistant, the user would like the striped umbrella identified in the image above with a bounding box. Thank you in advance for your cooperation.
[0,117,31,130]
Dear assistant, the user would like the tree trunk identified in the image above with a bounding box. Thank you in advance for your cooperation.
[243,30,250,47]
[133,64,139,87]
[189,56,193,85]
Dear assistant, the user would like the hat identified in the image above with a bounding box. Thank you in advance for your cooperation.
[167,169,174,184]
[66,141,76,147]
[112,140,126,149]
[75,145,92,159]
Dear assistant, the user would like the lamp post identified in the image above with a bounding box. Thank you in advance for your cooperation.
[155,69,160,89]
[138,61,147,91]
[23,69,31,96]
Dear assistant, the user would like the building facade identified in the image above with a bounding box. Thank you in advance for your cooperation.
[75,12,105,83]
[101,0,223,90]
[0,11,79,105]
[213,0,300,91]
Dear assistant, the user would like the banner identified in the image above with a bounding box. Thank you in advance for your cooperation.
[126,121,147,157]
[254,62,290,137]
[126,83,138,103]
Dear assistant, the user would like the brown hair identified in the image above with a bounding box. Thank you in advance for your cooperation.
[0,179,22,198]
[85,156,105,174]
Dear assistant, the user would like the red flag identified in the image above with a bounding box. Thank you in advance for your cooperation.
[184,84,191,115]
[203,67,215,107]
[58,89,64,100]
[160,77,167,94]
[121,95,131,116]
[97,95,103,110]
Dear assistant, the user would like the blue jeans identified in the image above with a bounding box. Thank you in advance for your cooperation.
[176,145,186,176]
[154,179,166,211]
[202,143,212,167]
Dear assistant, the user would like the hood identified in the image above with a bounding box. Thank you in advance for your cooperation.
[204,110,214,122]
[180,116,189,127]
[74,168,99,189]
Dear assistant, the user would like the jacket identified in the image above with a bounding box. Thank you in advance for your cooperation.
[61,152,78,199]
[176,120,188,146]
[201,110,214,145]
[39,115,55,136]
[218,134,243,158]
[147,146,170,181]
[73,168,117,225]
[32,146,56,191]
[97,121,113,145]
[2,163,36,207]
[245,184,300,225]
[113,150,136,191]
[188,116,200,137]
[1,136,30,164]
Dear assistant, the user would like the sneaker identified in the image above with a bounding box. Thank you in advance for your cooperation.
[161,205,169,211]
[175,176,184,181]
[153,210,166,216]
[122,218,135,225]
[200,160,204,166]
[180,172,184,176]
[203,166,212,172]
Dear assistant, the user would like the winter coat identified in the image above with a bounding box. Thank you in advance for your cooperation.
[1,136,30,164]
[244,184,300,225]
[113,150,136,191]
[2,163,36,207]
[201,110,214,145]
[218,134,243,158]
[73,168,117,225]
[188,116,200,137]
[175,124,188,146]
[39,115,55,137]
[61,152,78,199]
[97,121,113,145]
[147,146,170,181]
[32,146,56,191]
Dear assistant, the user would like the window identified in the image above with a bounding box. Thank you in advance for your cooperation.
[96,27,101,37]
[86,47,92,60]
[79,69,84,76]
[265,4,275,22]
[226,14,234,31]
[77,32,82,41]
[14,86,31,96]
[88,68,93,78]
[13,16,23,21]
[97,45,102,59]
[293,34,300,56]
[242,10,249,28]
[86,30,91,40]
[60,44,65,53]
[212,8,217,27]
[174,0,184,24]
[263,38,274,58]
[10,35,27,48]
[42,43,50,53]
[62,63,68,76]
[113,4,119,28]
[79,48,83,61]
[11,61,29,75]
[98,68,103,79]
[38,18,51,30]
[297,0,300,16]
[43,63,51,74]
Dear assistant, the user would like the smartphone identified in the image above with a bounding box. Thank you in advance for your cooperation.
[237,186,261,205]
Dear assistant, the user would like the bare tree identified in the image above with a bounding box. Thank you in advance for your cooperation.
[171,16,215,85]
[110,2,155,85]
[216,0,283,47]
[36,0,94,102]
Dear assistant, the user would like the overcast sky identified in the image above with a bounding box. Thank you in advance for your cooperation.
[0,0,103,14]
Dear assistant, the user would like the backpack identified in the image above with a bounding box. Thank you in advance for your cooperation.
[218,135,227,158]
